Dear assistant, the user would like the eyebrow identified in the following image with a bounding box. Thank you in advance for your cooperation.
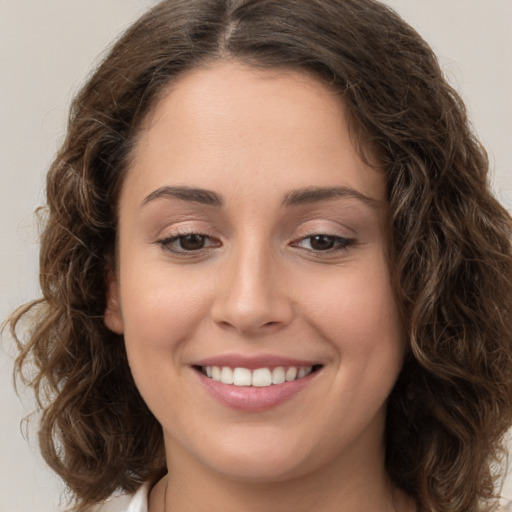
[282,186,384,208]
[142,186,223,207]
[141,185,383,209]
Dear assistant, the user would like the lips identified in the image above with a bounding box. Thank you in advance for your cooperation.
[192,354,323,411]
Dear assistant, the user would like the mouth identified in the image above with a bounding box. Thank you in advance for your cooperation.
[193,364,323,387]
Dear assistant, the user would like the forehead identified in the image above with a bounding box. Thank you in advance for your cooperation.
[125,60,385,206]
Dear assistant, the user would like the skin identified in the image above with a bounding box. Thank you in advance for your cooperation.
[105,61,413,512]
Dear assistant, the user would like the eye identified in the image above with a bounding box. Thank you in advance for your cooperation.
[157,232,220,254]
[292,234,355,252]
[176,234,208,251]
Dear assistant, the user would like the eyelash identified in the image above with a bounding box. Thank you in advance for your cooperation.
[157,231,356,256]
[157,231,219,255]
[291,234,356,253]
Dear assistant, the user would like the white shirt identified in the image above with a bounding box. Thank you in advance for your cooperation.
[92,482,149,512]
[90,482,512,512]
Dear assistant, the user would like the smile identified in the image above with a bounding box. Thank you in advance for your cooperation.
[199,365,320,387]
[194,362,323,411]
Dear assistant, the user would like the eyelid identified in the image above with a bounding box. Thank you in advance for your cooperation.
[288,219,359,256]
[155,223,222,255]
[159,224,213,238]
[291,218,357,239]
[157,233,221,256]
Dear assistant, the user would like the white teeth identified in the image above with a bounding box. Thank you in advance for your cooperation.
[233,367,252,386]
[203,365,315,387]
[271,367,286,385]
[220,367,234,384]
[285,367,297,381]
[211,366,221,381]
[252,368,272,387]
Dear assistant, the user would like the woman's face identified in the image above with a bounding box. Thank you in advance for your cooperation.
[105,61,404,483]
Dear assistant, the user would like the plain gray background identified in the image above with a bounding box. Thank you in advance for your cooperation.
[1,1,511,511]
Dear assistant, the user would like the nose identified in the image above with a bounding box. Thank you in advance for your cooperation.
[210,244,293,336]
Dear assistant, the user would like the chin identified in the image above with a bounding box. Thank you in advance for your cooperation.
[191,429,322,483]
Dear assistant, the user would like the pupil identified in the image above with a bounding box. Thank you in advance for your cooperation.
[180,234,205,250]
[310,235,334,251]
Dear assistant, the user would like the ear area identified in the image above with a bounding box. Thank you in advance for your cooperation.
[104,272,124,334]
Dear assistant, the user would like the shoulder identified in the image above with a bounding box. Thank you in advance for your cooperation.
[91,482,150,512]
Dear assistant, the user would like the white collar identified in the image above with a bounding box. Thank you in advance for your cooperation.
[94,481,150,512]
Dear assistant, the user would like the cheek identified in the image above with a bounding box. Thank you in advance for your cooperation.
[119,260,214,354]
[117,263,214,417]
[301,261,401,346]
[295,254,404,396]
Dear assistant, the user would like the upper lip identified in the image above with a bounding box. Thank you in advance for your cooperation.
[192,353,322,370]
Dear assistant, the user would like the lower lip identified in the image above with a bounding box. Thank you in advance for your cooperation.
[196,369,319,412]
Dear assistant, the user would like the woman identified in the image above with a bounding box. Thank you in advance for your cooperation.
[10,0,512,511]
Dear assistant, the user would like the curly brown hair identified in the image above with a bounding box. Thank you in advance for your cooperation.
[9,0,512,511]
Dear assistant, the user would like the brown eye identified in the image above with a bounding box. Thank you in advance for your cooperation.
[179,234,206,251]
[309,235,336,251]
[292,234,356,253]
[157,232,220,255]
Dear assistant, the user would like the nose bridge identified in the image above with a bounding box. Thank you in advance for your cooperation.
[211,236,291,334]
